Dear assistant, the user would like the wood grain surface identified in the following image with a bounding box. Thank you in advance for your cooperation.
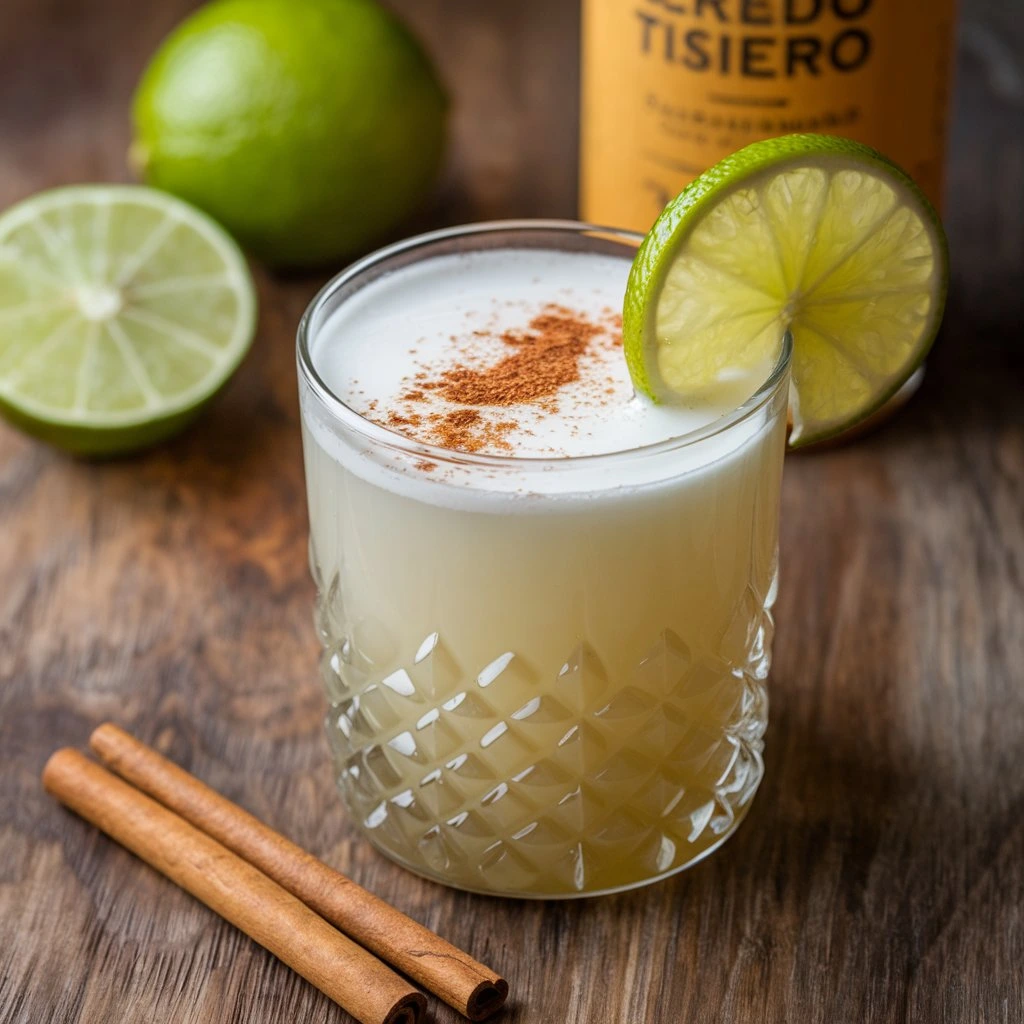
[1,1,1022,1022]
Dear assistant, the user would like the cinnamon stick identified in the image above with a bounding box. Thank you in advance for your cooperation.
[42,749,425,1024]
[89,723,509,1021]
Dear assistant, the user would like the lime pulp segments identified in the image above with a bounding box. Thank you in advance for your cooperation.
[0,185,256,455]
[623,134,949,446]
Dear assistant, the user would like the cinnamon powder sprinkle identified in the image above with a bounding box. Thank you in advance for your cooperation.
[431,409,516,453]
[370,304,620,456]
[436,305,601,408]
[386,411,422,428]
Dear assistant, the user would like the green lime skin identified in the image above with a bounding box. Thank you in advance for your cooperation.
[0,185,257,458]
[132,0,448,268]
[0,397,220,458]
[622,133,949,446]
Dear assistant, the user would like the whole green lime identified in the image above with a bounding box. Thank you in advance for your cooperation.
[131,0,447,268]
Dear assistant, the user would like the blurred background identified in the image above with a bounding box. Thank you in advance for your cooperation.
[1,2,1022,1022]
[0,0,579,230]
[0,0,1020,223]
[0,0,1019,452]
[1,0,1020,297]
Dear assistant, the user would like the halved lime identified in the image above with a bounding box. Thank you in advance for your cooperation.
[623,134,948,446]
[0,185,256,455]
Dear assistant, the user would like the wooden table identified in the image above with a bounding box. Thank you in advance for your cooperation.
[2,1,1022,1021]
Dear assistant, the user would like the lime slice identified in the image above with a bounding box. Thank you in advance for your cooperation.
[623,134,948,446]
[0,185,256,455]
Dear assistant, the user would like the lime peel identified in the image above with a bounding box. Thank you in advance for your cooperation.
[0,185,256,455]
[623,134,949,447]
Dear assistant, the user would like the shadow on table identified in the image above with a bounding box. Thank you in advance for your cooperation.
[480,689,954,1022]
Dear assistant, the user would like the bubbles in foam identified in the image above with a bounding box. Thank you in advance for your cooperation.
[310,248,733,459]
[302,246,781,511]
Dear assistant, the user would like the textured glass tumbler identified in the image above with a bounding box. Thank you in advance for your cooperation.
[297,222,791,898]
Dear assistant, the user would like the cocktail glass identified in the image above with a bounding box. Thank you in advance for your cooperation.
[297,221,791,897]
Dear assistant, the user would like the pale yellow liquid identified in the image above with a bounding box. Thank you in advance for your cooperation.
[302,414,786,896]
[300,246,788,896]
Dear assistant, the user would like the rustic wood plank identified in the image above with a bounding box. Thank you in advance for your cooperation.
[1,1,1022,1022]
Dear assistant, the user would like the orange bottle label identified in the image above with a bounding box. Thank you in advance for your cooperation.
[580,0,957,231]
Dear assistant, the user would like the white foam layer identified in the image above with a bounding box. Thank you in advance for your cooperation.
[303,247,783,511]
[311,249,737,457]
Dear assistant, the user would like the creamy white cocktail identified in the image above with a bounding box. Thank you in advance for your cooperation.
[298,224,789,897]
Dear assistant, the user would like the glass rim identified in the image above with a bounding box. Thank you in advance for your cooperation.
[296,219,793,471]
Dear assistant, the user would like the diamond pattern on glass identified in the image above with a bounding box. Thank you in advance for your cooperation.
[315,567,776,895]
